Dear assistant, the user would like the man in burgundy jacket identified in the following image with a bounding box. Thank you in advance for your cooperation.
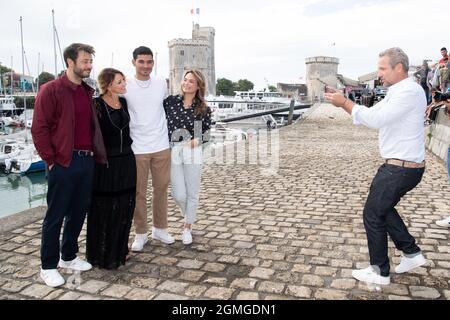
[31,43,106,287]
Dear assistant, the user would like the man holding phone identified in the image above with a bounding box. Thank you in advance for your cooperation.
[325,47,428,285]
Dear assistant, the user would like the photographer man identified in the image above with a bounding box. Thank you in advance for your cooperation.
[436,96,450,228]
[325,48,428,285]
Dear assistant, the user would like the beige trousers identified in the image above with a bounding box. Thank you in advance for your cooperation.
[133,148,171,234]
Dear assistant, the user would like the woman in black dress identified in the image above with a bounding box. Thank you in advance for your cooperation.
[86,68,136,269]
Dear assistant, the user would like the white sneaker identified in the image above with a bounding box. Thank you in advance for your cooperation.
[152,227,175,244]
[395,253,427,274]
[58,256,92,271]
[182,229,193,245]
[40,268,65,287]
[352,266,390,285]
[436,216,450,228]
[131,233,148,252]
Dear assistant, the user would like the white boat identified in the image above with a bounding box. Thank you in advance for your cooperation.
[3,148,45,175]
[206,90,306,122]
[0,96,23,117]
[0,140,35,166]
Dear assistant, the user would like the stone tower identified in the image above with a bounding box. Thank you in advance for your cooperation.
[305,56,339,100]
[168,23,216,96]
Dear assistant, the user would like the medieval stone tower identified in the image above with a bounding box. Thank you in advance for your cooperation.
[305,56,339,100]
[168,23,216,96]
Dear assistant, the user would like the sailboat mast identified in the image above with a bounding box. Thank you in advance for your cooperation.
[19,16,28,142]
[37,52,40,92]
[52,9,57,77]
[19,16,27,110]
[10,56,13,95]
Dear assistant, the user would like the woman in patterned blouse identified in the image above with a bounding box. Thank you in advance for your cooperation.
[163,70,211,245]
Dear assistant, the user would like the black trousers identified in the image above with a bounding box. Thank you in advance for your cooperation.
[41,152,95,269]
[363,164,424,276]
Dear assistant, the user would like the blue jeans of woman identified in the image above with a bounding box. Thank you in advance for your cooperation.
[170,143,203,225]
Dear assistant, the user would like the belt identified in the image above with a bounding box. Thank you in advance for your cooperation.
[74,149,94,157]
[385,159,425,168]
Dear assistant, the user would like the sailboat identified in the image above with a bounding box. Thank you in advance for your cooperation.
[2,16,45,175]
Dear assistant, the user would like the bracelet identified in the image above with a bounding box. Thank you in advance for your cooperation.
[342,98,348,108]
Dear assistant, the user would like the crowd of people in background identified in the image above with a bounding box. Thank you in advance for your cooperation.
[419,47,450,228]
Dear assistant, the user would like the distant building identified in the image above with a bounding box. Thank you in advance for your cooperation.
[8,73,35,92]
[276,83,307,99]
[359,71,379,89]
[305,56,360,100]
[168,23,216,96]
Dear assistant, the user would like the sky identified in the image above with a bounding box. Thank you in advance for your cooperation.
[0,0,447,90]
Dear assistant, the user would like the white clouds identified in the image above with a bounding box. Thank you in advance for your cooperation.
[0,0,446,90]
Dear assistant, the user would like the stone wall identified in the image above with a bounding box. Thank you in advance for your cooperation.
[426,108,450,163]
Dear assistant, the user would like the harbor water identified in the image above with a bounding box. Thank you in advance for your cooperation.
[0,171,47,219]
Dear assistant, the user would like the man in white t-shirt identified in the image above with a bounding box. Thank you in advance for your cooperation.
[124,46,174,251]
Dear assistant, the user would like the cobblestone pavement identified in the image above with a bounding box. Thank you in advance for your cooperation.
[1,103,449,300]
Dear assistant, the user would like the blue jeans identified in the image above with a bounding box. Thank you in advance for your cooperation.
[170,143,203,225]
[41,152,95,269]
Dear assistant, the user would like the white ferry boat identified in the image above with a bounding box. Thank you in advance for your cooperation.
[206,90,306,122]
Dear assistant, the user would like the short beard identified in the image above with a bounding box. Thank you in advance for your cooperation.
[73,66,91,79]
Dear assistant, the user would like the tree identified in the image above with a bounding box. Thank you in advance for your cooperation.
[235,79,254,92]
[0,65,11,74]
[268,85,277,92]
[36,72,55,89]
[216,78,235,96]
[0,65,12,94]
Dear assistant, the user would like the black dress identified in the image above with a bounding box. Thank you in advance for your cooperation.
[86,96,136,270]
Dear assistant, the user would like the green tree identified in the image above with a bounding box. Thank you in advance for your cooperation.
[36,72,55,88]
[216,78,235,96]
[235,79,254,92]
[268,85,277,92]
[0,65,11,74]
[0,65,12,93]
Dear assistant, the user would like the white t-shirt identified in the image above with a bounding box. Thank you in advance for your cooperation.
[123,75,170,154]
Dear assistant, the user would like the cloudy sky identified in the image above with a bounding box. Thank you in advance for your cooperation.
[0,0,446,90]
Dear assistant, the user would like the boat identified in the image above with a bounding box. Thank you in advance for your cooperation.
[206,90,307,122]
[0,96,23,117]
[3,148,45,174]
[0,140,35,166]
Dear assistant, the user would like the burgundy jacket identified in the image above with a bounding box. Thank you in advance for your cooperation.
[31,74,107,167]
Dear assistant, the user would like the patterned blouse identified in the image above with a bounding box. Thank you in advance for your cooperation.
[163,95,212,143]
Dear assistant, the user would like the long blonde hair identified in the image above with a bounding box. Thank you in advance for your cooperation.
[181,69,209,118]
